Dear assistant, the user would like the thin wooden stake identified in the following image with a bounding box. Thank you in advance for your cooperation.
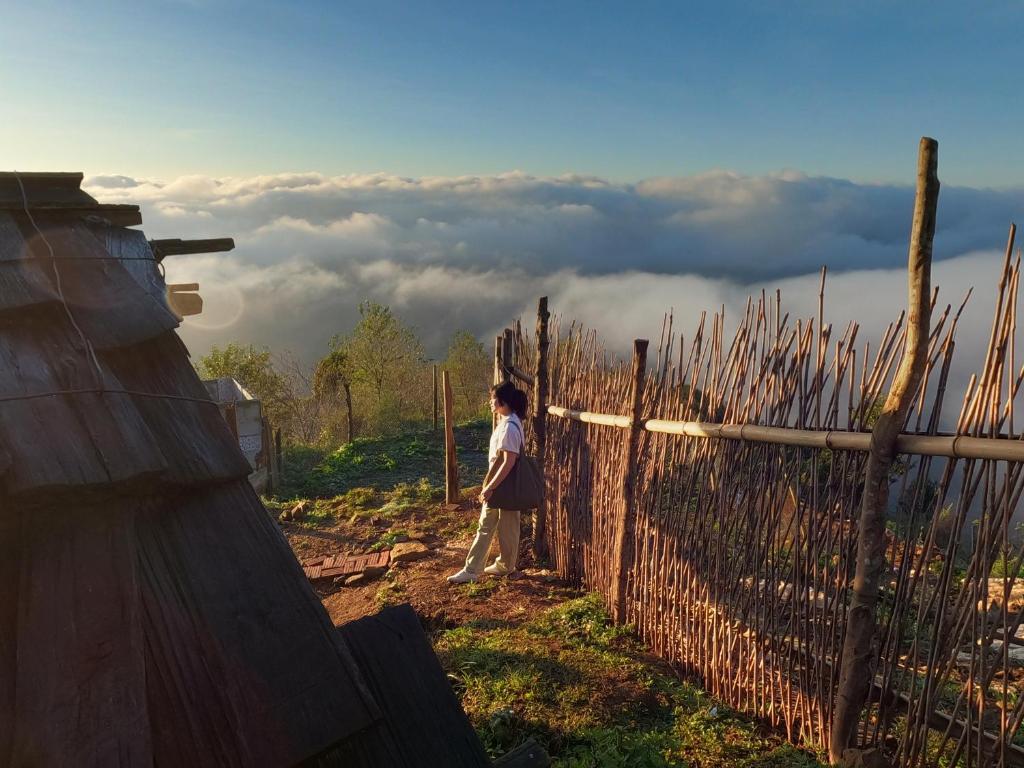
[432,363,439,433]
[442,370,460,504]
[533,297,551,560]
[829,137,940,764]
[610,339,648,625]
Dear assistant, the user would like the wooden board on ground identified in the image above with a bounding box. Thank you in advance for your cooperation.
[302,551,391,581]
[312,604,490,767]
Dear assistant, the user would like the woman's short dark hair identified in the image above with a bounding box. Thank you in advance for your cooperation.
[491,381,528,419]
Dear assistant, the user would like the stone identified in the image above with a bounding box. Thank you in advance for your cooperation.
[841,747,891,768]
[289,500,309,521]
[390,541,430,563]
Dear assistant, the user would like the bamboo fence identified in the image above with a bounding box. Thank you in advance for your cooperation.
[504,236,1024,766]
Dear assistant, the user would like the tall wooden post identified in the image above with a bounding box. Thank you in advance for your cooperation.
[610,339,648,625]
[442,370,460,504]
[432,364,438,433]
[493,335,504,430]
[829,138,939,764]
[502,328,514,383]
[494,335,504,385]
[532,297,551,560]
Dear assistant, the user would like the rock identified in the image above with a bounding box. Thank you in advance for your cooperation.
[342,565,387,587]
[289,501,309,521]
[842,747,891,768]
[390,541,430,563]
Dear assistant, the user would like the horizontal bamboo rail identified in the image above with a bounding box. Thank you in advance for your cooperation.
[547,405,1024,461]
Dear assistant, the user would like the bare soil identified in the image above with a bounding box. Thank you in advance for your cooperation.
[281,493,581,630]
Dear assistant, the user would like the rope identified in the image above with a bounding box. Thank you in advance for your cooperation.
[13,171,106,388]
[1,255,160,262]
[0,388,218,406]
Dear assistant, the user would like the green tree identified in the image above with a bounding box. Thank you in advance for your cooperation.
[334,302,429,435]
[313,346,356,442]
[443,330,491,421]
[196,343,287,414]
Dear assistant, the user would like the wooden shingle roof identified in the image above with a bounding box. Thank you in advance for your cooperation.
[0,173,382,766]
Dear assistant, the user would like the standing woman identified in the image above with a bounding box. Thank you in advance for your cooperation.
[448,381,528,583]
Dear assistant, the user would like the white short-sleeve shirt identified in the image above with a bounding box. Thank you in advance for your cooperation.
[488,414,524,467]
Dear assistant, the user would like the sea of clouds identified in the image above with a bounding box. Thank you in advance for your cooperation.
[84,170,1023,411]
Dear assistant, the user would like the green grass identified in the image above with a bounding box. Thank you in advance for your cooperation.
[275,418,491,499]
[434,595,826,767]
[374,574,407,608]
[369,529,409,552]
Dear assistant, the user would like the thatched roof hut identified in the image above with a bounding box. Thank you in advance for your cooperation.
[0,172,491,767]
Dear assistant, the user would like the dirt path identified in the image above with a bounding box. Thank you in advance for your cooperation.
[283,499,581,629]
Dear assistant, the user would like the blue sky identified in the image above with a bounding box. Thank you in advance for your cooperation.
[2,1,1022,185]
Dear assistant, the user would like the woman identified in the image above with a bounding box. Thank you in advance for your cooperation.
[447,381,528,584]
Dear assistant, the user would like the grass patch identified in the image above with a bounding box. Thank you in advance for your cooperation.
[370,529,409,552]
[465,579,502,598]
[374,575,407,609]
[435,595,825,767]
[276,419,491,499]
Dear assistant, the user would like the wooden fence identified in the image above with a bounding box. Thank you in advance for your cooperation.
[501,247,1024,764]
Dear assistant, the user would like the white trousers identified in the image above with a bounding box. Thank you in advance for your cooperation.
[464,504,520,575]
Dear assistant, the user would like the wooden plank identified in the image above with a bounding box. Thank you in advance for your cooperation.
[0,511,17,766]
[149,237,235,261]
[304,563,325,580]
[304,551,391,582]
[97,226,180,328]
[12,504,151,766]
[137,484,381,766]
[0,320,170,498]
[320,604,490,767]
[0,172,94,208]
[12,212,178,349]
[0,211,60,313]
[99,330,254,489]
[494,737,551,768]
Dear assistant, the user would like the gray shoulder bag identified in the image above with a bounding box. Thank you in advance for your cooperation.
[487,421,544,510]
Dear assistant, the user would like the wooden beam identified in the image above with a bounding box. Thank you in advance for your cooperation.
[0,172,93,208]
[149,238,235,262]
[545,407,1024,463]
[509,365,534,387]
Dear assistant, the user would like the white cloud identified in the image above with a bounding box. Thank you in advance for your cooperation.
[82,170,1022,407]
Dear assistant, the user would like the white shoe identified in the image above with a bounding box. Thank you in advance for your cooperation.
[447,569,478,584]
[483,563,511,577]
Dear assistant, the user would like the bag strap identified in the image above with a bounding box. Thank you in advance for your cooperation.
[506,418,526,454]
